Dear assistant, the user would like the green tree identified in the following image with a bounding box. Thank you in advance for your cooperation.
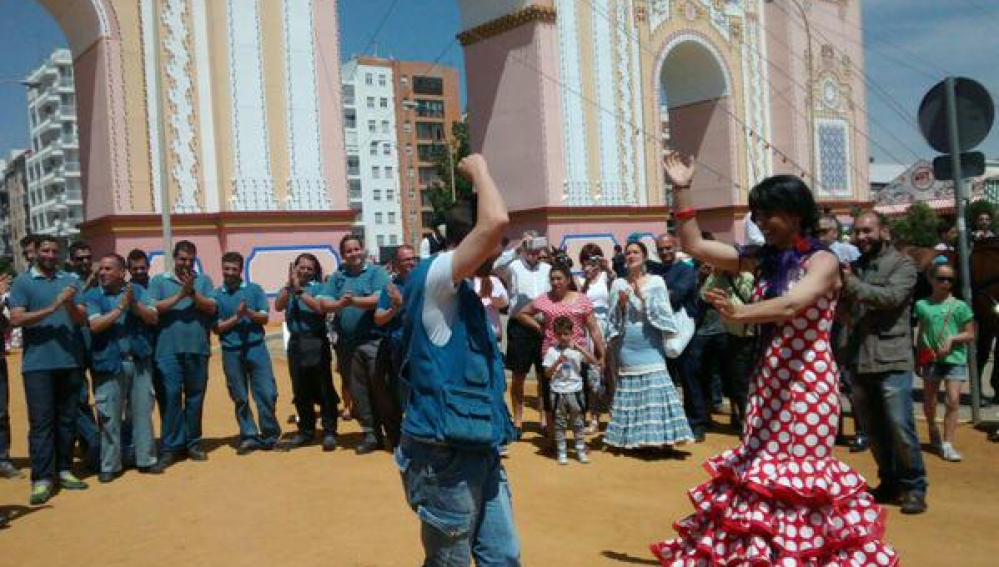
[890,201,940,247]
[426,118,473,226]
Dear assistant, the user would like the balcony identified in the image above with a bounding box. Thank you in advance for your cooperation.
[59,104,77,120]
[344,131,358,154]
[62,162,81,176]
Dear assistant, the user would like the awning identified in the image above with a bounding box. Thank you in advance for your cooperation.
[874,198,956,216]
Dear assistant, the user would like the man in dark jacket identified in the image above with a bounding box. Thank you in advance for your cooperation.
[844,212,927,515]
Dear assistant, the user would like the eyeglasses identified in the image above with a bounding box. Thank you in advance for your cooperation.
[935,277,955,283]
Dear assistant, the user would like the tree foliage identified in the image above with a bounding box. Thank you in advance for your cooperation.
[890,201,940,247]
[426,118,473,226]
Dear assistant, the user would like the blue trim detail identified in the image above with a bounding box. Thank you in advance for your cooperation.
[557,232,621,250]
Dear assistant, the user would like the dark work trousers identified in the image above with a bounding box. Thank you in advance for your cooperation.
[287,334,339,438]
[0,358,11,464]
[721,334,756,429]
[77,372,101,468]
[23,368,84,482]
[347,339,383,439]
[672,334,710,434]
[371,339,403,448]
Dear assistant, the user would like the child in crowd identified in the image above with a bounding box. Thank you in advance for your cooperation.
[915,262,975,462]
[543,316,597,464]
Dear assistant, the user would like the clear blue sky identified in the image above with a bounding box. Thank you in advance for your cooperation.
[0,0,996,166]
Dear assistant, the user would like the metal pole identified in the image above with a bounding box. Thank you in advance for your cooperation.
[152,0,173,255]
[448,141,456,202]
[945,76,981,423]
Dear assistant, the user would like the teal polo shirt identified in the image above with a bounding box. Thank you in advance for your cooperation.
[286,281,327,336]
[9,267,84,373]
[83,284,157,360]
[212,280,269,350]
[319,263,389,350]
[148,271,215,357]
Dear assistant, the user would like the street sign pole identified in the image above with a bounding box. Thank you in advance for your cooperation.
[945,77,981,423]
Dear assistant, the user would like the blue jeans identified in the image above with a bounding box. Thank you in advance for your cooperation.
[157,353,209,453]
[221,345,280,446]
[22,368,84,482]
[396,437,521,566]
[95,359,158,472]
[854,371,928,495]
[77,373,101,467]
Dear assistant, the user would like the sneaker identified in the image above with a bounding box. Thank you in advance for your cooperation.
[577,449,590,464]
[188,447,208,461]
[900,492,927,515]
[150,452,176,473]
[928,427,943,452]
[355,434,380,455]
[236,439,260,456]
[58,471,88,491]
[322,435,338,452]
[940,442,963,462]
[282,433,315,450]
[498,445,509,458]
[0,460,23,479]
[557,452,568,465]
[30,481,53,506]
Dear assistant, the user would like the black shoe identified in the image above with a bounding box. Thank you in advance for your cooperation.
[989,429,999,443]
[692,429,706,443]
[188,447,208,462]
[98,471,117,484]
[355,435,380,455]
[150,452,176,473]
[900,492,927,515]
[137,465,163,475]
[282,433,315,450]
[236,439,260,456]
[849,435,870,453]
[869,483,902,505]
[322,435,338,452]
[0,460,24,479]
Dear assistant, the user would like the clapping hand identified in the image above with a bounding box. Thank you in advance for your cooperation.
[387,283,403,309]
[56,285,77,306]
[119,284,134,311]
[180,270,196,296]
[340,291,354,308]
[237,300,249,319]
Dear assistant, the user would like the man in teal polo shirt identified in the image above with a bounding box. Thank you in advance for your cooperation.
[212,251,280,455]
[83,253,160,482]
[8,235,89,505]
[147,240,217,471]
[314,235,389,454]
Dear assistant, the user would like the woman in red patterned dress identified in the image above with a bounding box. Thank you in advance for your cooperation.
[651,154,898,566]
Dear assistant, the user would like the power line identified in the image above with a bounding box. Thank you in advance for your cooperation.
[359,0,401,58]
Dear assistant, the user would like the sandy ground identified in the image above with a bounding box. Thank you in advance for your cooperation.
[2,338,999,566]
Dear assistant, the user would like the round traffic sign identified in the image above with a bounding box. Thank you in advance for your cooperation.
[918,77,994,154]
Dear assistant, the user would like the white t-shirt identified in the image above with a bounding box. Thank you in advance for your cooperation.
[543,345,585,394]
[423,251,461,346]
[473,275,508,341]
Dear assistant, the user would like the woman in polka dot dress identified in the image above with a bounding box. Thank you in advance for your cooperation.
[651,156,898,566]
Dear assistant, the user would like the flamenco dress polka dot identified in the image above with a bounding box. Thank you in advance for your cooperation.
[651,261,898,566]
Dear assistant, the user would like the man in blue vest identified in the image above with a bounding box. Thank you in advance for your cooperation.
[83,253,160,482]
[148,240,217,471]
[396,154,520,565]
[212,251,281,454]
[8,235,89,505]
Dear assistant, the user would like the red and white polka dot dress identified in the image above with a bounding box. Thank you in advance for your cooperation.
[652,260,898,566]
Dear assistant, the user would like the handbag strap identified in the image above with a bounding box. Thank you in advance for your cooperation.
[926,300,958,345]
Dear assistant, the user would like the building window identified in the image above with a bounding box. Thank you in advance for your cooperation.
[347,156,360,176]
[377,234,385,246]
[369,142,378,156]
[419,167,441,185]
[385,166,394,177]
[368,120,376,133]
[415,99,445,118]
[366,96,375,109]
[390,235,398,245]
[403,122,412,134]
[342,84,355,106]
[383,143,391,155]
[413,76,444,96]
[417,144,444,162]
[386,189,394,201]
[381,120,390,134]
[374,189,382,201]
[816,118,851,197]
[378,74,386,87]
[408,167,415,179]
[343,108,356,129]
[372,166,380,179]
[380,97,388,109]
[388,212,396,224]
[375,212,383,224]
[365,73,373,86]
[400,76,409,88]
[405,144,413,156]
[416,122,445,141]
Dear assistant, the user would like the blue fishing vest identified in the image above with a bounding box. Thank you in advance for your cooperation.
[400,256,514,449]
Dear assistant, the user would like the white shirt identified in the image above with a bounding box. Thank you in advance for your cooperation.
[543,345,585,394]
[473,275,508,341]
[493,250,551,316]
[423,251,460,347]
[579,271,610,317]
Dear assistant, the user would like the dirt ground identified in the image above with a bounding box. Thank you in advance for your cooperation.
[2,341,999,566]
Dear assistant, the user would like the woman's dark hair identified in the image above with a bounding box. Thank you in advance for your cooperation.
[548,262,579,292]
[445,197,477,248]
[553,316,573,334]
[625,240,648,259]
[293,253,323,283]
[579,243,604,265]
[339,234,363,255]
[747,175,820,238]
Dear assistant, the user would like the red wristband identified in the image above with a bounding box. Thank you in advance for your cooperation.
[674,208,697,221]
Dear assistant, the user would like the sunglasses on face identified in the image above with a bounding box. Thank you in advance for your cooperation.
[936,277,955,283]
